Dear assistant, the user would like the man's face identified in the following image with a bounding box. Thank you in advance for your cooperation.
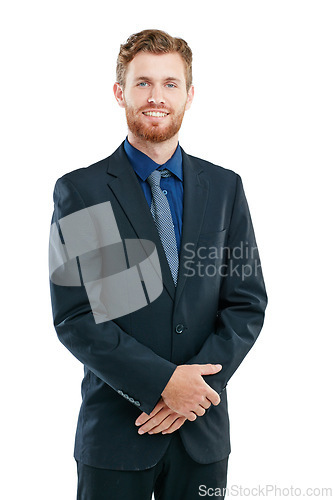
[114,52,194,143]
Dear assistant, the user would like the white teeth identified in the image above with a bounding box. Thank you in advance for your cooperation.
[143,111,168,117]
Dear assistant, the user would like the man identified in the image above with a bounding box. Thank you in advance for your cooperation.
[49,29,267,500]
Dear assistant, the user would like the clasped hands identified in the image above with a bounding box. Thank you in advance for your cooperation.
[135,363,222,436]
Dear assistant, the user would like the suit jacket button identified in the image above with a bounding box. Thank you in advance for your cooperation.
[175,324,185,334]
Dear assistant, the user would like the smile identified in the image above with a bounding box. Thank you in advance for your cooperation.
[142,111,169,117]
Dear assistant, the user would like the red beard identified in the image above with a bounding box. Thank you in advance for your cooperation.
[124,104,186,143]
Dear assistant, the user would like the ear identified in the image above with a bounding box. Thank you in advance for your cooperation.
[113,82,126,108]
[185,85,194,111]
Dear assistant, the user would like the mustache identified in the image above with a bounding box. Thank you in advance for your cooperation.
[139,104,170,112]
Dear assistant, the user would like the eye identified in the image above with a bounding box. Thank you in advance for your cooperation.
[166,83,176,88]
[138,82,149,87]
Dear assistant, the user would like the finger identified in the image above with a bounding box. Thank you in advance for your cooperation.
[201,399,212,410]
[138,408,171,434]
[162,417,187,435]
[135,412,149,427]
[198,363,222,376]
[147,414,179,435]
[195,406,206,417]
[135,400,164,426]
[187,412,197,422]
[205,386,221,406]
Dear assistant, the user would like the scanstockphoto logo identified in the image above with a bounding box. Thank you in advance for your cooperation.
[49,202,163,324]
[198,484,333,497]
[183,241,262,280]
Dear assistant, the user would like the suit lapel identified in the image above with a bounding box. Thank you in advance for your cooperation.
[175,149,209,308]
[106,143,176,299]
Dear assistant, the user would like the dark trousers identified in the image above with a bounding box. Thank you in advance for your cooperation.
[76,432,228,500]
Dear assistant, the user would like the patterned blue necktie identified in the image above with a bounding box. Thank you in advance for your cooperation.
[147,169,179,285]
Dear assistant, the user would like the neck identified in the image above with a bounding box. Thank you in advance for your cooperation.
[127,132,179,165]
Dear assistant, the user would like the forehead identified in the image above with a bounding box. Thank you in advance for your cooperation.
[126,52,186,83]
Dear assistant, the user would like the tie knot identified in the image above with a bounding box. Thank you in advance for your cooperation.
[160,168,172,178]
[147,169,171,187]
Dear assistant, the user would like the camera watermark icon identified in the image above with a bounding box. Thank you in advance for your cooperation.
[49,201,163,324]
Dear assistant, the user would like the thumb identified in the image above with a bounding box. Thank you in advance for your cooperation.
[198,363,222,376]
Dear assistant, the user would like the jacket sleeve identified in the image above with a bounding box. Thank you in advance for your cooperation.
[186,174,268,393]
[49,176,176,415]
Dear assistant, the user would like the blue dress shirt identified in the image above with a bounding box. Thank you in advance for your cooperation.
[124,137,183,254]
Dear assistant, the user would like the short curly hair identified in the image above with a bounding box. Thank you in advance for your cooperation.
[116,29,193,92]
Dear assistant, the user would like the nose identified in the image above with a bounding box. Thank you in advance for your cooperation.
[148,85,165,105]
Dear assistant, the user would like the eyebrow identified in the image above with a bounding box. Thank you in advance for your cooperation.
[134,76,182,83]
[165,77,182,83]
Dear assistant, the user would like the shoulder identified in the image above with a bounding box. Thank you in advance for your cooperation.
[52,155,112,218]
[54,143,125,193]
[183,150,241,187]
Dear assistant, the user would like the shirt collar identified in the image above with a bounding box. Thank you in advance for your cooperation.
[124,137,183,182]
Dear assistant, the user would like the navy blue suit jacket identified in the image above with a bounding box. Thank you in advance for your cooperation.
[49,142,267,470]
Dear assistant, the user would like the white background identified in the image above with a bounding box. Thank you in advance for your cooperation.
[1,1,332,498]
